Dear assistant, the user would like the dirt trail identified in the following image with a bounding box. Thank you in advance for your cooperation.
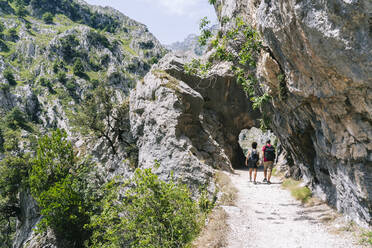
[223,169,364,248]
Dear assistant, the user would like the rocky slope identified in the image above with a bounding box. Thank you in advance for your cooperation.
[130,0,371,227]
[0,0,166,247]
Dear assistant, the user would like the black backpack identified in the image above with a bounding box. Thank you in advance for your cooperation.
[248,150,259,164]
[264,145,275,161]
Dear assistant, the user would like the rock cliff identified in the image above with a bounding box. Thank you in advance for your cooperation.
[130,54,260,189]
[131,0,371,227]
[0,0,166,247]
[215,0,371,227]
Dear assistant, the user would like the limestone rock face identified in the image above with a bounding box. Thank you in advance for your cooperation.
[214,0,371,226]
[130,53,261,189]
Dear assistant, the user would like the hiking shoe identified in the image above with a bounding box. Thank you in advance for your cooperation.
[263,178,267,183]
[267,181,271,184]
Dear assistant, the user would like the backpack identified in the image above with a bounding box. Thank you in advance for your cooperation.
[248,150,259,164]
[264,145,275,161]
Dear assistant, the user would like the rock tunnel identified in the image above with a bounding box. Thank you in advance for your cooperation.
[158,55,263,169]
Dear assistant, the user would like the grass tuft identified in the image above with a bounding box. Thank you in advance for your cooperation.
[282,178,312,203]
[360,231,372,245]
[192,171,237,248]
[215,171,238,206]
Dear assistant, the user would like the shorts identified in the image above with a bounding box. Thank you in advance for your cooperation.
[247,162,258,169]
[264,161,274,171]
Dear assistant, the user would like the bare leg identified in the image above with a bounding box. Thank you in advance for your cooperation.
[264,168,267,180]
[268,167,272,182]
[253,168,257,182]
[249,168,252,181]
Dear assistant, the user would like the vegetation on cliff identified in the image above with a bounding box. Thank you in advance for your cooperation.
[0,0,168,246]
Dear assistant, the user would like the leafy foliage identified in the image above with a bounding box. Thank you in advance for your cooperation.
[3,107,31,131]
[194,17,271,113]
[15,4,28,17]
[29,129,94,246]
[3,69,17,86]
[5,27,18,41]
[72,84,132,155]
[59,34,79,62]
[87,30,111,50]
[42,12,53,24]
[73,58,85,77]
[89,168,203,248]
[198,17,212,46]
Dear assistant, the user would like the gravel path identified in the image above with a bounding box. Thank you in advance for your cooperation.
[223,169,364,248]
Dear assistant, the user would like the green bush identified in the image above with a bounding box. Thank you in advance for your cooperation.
[73,58,85,77]
[65,78,76,91]
[5,27,18,41]
[3,107,31,131]
[87,30,111,49]
[0,155,30,207]
[59,34,79,61]
[29,129,92,245]
[15,5,28,17]
[42,12,54,24]
[57,71,66,83]
[89,168,203,248]
[3,69,17,86]
[25,22,32,30]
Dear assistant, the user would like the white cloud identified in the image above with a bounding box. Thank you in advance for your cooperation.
[140,0,206,17]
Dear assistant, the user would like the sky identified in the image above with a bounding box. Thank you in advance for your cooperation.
[85,0,218,45]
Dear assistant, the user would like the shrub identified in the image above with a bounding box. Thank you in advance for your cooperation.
[15,5,28,17]
[89,168,203,248]
[65,78,76,91]
[26,22,32,30]
[42,12,54,24]
[59,34,79,61]
[0,155,30,208]
[198,17,212,46]
[148,56,158,65]
[73,58,85,77]
[87,30,111,49]
[29,129,93,245]
[5,27,18,41]
[4,107,31,131]
[3,69,17,86]
[57,71,66,83]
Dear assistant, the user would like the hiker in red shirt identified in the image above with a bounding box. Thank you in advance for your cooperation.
[262,140,275,184]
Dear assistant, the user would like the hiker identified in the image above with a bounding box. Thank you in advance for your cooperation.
[262,139,275,184]
[245,142,259,184]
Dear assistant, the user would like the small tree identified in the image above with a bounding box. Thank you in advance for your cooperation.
[73,58,84,77]
[5,28,18,41]
[29,129,93,245]
[3,69,16,86]
[15,5,28,17]
[42,12,53,24]
[89,168,202,248]
[73,85,133,155]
